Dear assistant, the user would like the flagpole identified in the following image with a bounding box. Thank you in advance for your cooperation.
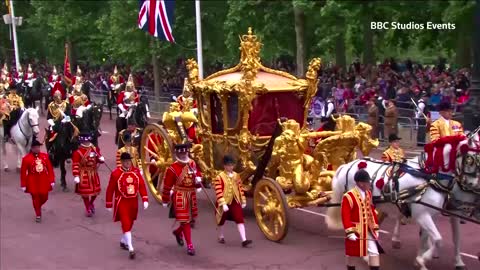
[8,0,20,71]
[195,0,204,79]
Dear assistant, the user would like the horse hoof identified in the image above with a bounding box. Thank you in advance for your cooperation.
[433,254,439,259]
[415,256,426,269]
[4,168,9,172]
[455,266,465,270]
[392,240,402,249]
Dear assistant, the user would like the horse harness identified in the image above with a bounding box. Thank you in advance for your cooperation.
[18,110,39,147]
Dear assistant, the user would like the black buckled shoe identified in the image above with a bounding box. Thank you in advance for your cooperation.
[35,216,41,223]
[129,250,136,259]
[242,240,252,247]
[173,231,184,246]
[187,245,195,256]
[120,242,128,250]
[218,238,225,244]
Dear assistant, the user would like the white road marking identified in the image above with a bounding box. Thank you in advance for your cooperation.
[460,252,478,260]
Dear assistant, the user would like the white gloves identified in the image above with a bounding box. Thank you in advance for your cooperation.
[347,234,358,241]
[21,187,26,192]
[143,201,149,210]
[61,116,71,123]
[106,208,112,212]
[169,189,174,195]
[241,203,246,209]
[118,104,126,112]
[74,176,80,184]
[196,188,202,193]
[86,104,92,110]
[47,119,55,126]
[51,183,55,187]
[222,204,229,212]
[195,177,202,184]
[98,156,105,162]
[146,112,151,118]
[162,203,168,208]
[140,170,144,176]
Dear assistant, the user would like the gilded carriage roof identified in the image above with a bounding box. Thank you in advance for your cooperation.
[203,27,299,91]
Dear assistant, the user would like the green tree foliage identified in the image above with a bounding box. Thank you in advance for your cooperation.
[1,0,476,69]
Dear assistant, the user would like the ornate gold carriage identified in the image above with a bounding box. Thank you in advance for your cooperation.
[141,28,378,242]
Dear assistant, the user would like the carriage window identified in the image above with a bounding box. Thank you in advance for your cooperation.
[227,93,239,129]
[210,93,224,134]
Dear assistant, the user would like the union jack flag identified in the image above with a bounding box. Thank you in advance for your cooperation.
[138,0,175,43]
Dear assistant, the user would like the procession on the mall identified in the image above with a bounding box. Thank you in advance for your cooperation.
[1,0,480,269]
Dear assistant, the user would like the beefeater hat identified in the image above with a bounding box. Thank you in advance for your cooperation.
[174,143,192,153]
[354,169,371,183]
[120,152,132,160]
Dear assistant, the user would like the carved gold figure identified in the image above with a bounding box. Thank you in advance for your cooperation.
[140,28,379,242]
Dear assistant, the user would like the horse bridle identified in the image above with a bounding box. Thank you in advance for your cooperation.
[18,111,39,146]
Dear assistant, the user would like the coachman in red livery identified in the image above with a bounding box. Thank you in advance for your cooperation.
[161,143,202,256]
[72,132,104,217]
[20,139,55,223]
[106,152,148,260]
[341,169,383,270]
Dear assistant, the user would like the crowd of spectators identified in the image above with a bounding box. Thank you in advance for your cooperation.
[315,58,471,114]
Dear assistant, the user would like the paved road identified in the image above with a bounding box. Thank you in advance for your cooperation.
[1,113,478,270]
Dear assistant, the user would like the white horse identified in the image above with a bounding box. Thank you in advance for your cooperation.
[325,134,479,270]
[9,108,40,170]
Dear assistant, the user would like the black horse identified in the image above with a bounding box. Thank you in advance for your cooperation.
[45,118,77,191]
[114,96,149,145]
[25,77,48,111]
[73,103,103,146]
[81,80,95,102]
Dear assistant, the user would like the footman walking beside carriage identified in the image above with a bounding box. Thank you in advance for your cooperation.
[342,169,383,270]
[161,143,202,256]
[106,152,148,260]
[20,139,55,223]
[72,132,104,217]
[214,155,252,247]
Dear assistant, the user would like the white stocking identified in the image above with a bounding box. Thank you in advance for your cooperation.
[237,223,247,242]
[124,231,133,251]
[120,234,127,244]
[217,226,225,239]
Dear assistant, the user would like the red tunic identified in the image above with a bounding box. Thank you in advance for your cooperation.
[108,76,125,89]
[69,95,90,115]
[214,171,246,225]
[161,160,201,222]
[106,167,148,229]
[117,91,139,107]
[20,153,55,194]
[341,187,379,257]
[72,145,102,196]
[51,82,66,99]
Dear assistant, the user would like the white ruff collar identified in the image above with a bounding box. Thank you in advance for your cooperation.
[176,156,190,164]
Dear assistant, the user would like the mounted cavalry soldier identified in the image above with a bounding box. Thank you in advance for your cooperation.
[416,91,429,146]
[48,66,61,90]
[4,84,24,141]
[71,66,83,86]
[13,65,25,86]
[109,65,125,94]
[46,87,71,143]
[69,81,90,116]
[429,102,464,142]
[1,63,12,97]
[117,74,140,118]
[106,152,149,260]
[24,64,36,89]
[162,143,203,256]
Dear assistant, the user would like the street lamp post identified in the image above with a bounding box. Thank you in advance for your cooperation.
[463,0,480,131]
[3,0,21,70]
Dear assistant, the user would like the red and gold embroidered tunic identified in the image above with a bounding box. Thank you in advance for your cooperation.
[161,160,201,223]
[341,186,379,257]
[72,145,102,196]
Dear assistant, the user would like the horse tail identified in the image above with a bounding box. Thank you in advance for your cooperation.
[326,163,348,230]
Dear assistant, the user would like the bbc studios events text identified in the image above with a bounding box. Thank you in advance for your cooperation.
[371,22,456,30]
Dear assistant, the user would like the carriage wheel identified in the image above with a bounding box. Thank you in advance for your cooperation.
[253,177,289,242]
[140,123,174,203]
